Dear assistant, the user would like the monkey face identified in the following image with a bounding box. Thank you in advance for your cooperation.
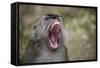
[33,14,63,50]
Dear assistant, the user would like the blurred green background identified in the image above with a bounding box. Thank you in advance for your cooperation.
[19,5,96,61]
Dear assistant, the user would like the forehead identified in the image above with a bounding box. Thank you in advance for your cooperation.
[46,14,59,17]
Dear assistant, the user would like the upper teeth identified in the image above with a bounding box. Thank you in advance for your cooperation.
[50,22,60,31]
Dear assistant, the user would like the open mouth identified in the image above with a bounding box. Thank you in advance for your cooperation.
[48,20,61,50]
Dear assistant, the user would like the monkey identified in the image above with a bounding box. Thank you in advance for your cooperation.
[21,14,69,64]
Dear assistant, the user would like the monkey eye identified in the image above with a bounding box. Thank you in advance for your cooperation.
[45,14,61,21]
[45,16,60,21]
[45,16,54,20]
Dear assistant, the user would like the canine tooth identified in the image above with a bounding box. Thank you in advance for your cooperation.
[49,39,57,48]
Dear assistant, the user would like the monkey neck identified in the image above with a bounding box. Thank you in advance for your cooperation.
[33,40,66,63]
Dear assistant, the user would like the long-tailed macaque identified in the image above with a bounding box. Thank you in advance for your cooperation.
[21,14,68,63]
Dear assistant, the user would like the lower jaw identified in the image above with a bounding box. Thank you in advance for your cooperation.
[48,39,58,50]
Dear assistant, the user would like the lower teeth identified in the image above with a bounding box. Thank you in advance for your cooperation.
[49,39,57,48]
[51,35,55,43]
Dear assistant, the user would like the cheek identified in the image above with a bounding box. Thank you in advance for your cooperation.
[43,32,48,38]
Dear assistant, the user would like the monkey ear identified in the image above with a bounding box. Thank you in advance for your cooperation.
[33,22,39,29]
[33,16,45,29]
[33,25,37,29]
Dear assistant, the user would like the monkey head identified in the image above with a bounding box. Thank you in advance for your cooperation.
[32,14,64,50]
